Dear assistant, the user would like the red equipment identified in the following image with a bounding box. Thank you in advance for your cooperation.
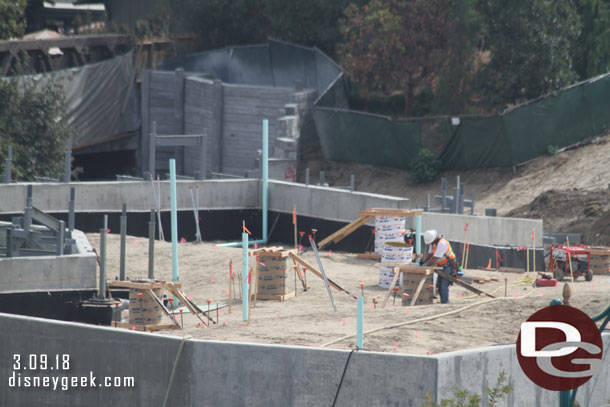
[548,243,593,282]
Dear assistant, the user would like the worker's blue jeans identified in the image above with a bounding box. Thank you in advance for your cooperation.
[438,264,452,304]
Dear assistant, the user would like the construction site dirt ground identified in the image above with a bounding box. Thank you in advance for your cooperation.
[88,234,610,355]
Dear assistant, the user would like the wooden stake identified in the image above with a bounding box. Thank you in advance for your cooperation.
[253,263,259,307]
[464,242,470,270]
[247,268,254,325]
[526,247,530,273]
[461,223,469,269]
[228,260,233,314]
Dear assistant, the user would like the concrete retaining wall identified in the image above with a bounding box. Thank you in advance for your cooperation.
[0,313,607,406]
[0,253,97,294]
[0,180,543,248]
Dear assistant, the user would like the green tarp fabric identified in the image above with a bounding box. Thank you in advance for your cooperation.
[16,51,138,149]
[314,108,421,169]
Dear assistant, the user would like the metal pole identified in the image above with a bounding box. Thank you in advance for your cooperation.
[305,168,310,186]
[6,228,13,258]
[62,141,71,183]
[119,203,127,281]
[441,177,447,211]
[24,185,33,233]
[262,119,268,241]
[99,215,108,299]
[199,135,207,180]
[319,171,325,186]
[4,145,11,184]
[170,159,179,283]
[357,296,364,349]
[242,231,249,321]
[309,236,337,312]
[425,193,430,212]
[56,220,65,256]
[471,191,476,215]
[452,187,458,214]
[350,174,355,192]
[415,214,422,257]
[148,209,155,279]
[68,187,75,233]
[459,183,465,214]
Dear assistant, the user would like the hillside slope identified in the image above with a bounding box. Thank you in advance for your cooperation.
[304,136,610,244]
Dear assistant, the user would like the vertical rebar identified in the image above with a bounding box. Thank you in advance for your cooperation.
[68,187,75,233]
[24,185,33,233]
[62,141,71,183]
[4,145,11,184]
[6,228,13,258]
[119,203,127,281]
[99,215,108,299]
[148,209,155,279]
[56,220,65,256]
[305,168,310,185]
[441,177,447,211]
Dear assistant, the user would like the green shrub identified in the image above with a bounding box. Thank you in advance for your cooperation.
[547,144,560,155]
[410,148,441,183]
[419,370,512,407]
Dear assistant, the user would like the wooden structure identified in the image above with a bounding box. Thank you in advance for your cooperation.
[380,265,436,307]
[109,280,212,331]
[251,247,300,301]
[317,208,422,250]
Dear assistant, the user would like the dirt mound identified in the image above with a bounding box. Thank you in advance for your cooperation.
[506,189,610,238]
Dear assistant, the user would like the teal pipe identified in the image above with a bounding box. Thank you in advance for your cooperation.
[170,159,179,282]
[356,296,364,349]
[218,119,269,248]
[242,231,249,320]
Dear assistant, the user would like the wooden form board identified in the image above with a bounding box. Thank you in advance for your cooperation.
[289,253,356,299]
[358,208,422,217]
[317,215,372,249]
[249,247,297,257]
[112,322,180,332]
[109,280,182,289]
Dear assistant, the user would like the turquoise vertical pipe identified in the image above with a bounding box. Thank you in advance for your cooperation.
[242,232,249,320]
[216,119,269,248]
[262,119,268,240]
[357,296,364,349]
[415,214,422,256]
[170,159,179,282]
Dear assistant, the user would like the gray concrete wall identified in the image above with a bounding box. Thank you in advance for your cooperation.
[413,212,544,248]
[0,180,542,248]
[0,253,97,293]
[0,313,607,406]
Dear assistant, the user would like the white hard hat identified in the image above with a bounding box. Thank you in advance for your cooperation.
[423,230,438,245]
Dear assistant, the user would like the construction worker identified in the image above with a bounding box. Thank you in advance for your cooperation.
[422,230,456,304]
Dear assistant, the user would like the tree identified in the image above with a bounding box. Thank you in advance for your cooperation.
[433,0,482,115]
[475,0,581,110]
[0,0,27,39]
[339,0,453,117]
[573,0,610,79]
[166,0,269,50]
[264,0,366,57]
[0,78,71,181]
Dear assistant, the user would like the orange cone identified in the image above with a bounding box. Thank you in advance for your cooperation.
[486,258,492,270]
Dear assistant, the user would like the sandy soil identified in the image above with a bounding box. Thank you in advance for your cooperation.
[88,233,610,355]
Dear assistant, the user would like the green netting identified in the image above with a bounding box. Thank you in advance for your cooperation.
[439,116,511,169]
[314,108,421,169]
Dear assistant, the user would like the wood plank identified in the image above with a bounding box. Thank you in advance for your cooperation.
[109,281,182,289]
[166,283,211,326]
[382,268,401,308]
[146,289,181,328]
[356,253,381,260]
[409,275,428,306]
[289,253,356,299]
[437,272,496,298]
[317,215,372,249]
[112,322,180,332]
[256,292,296,301]
[359,209,422,217]
[392,265,435,275]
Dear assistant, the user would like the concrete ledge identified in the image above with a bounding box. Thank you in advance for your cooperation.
[0,253,97,293]
[0,313,607,406]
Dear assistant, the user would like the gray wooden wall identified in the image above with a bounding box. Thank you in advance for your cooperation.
[141,69,311,178]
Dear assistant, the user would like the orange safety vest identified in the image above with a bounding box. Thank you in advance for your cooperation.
[432,238,455,266]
